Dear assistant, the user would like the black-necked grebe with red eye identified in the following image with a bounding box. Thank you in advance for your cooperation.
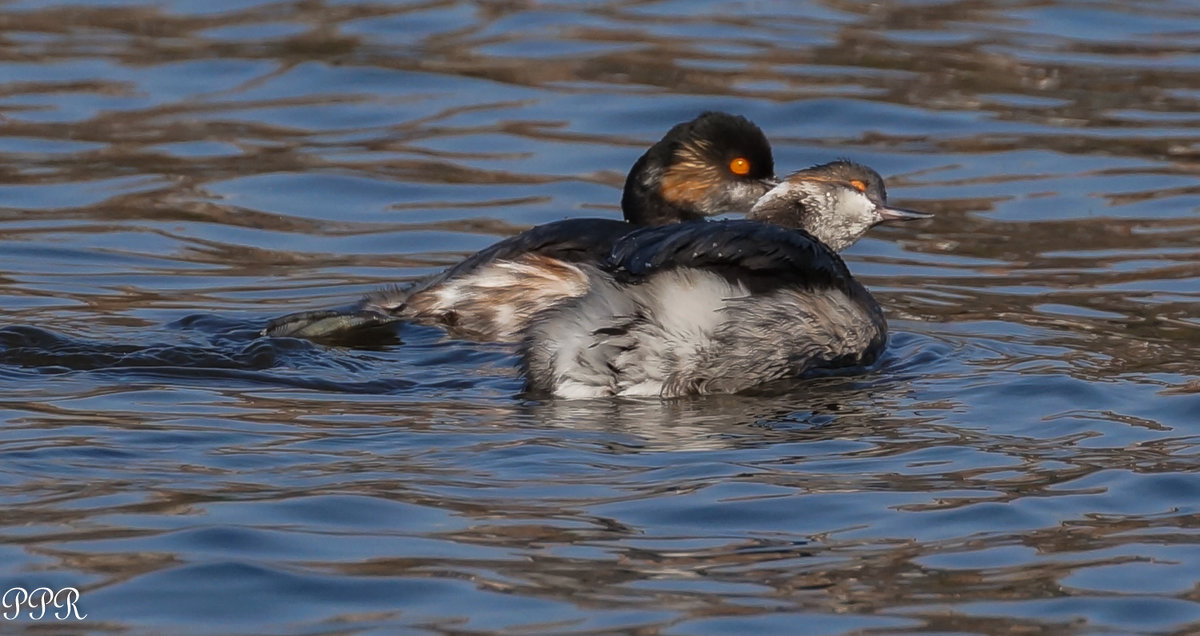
[262,112,777,342]
[519,161,931,398]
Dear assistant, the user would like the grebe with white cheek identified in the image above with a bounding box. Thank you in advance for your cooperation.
[520,161,930,398]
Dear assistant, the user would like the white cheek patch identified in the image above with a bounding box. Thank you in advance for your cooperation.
[749,181,806,215]
[842,189,880,229]
[749,180,882,252]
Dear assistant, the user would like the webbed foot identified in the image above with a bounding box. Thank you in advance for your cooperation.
[262,306,397,340]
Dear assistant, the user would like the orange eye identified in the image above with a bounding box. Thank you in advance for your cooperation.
[729,157,751,176]
[850,179,868,193]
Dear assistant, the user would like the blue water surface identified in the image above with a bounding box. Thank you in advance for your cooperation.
[1,1,1199,634]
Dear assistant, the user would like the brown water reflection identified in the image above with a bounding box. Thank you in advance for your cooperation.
[1,0,1200,634]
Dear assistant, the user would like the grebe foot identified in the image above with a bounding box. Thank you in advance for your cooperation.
[261,306,396,339]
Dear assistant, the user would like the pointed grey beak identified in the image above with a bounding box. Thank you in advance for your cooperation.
[877,205,932,222]
[760,176,781,189]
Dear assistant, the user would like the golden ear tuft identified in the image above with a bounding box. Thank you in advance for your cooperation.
[729,157,751,176]
[850,179,868,193]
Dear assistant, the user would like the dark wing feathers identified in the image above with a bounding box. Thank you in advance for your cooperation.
[398,218,635,302]
[266,218,637,339]
[605,220,854,292]
[429,218,634,284]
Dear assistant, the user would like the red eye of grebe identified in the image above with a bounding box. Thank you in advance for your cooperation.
[729,157,751,175]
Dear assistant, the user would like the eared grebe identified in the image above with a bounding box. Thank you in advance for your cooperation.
[262,112,776,341]
[519,161,930,398]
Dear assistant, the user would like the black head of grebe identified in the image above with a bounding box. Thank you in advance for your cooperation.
[623,111,777,226]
